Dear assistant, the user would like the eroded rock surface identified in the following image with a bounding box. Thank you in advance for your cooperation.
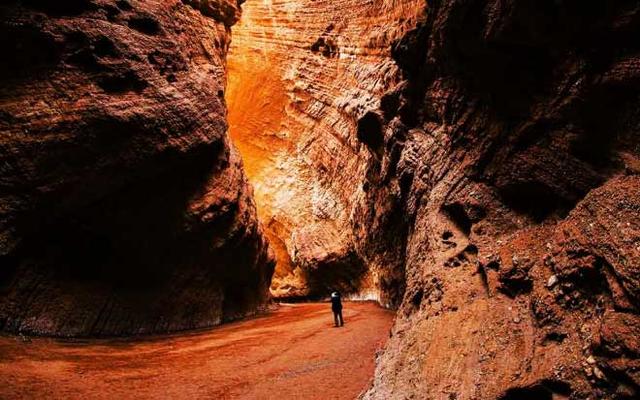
[2,0,639,396]
[360,1,640,398]
[226,0,423,301]
[0,0,274,336]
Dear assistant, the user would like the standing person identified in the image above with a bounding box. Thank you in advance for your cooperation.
[331,291,344,327]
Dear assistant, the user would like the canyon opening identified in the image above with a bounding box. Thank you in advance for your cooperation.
[1,1,640,400]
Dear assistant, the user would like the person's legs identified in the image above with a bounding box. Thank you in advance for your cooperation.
[333,310,339,326]
[338,309,344,326]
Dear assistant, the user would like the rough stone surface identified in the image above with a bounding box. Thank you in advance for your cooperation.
[2,0,639,396]
[359,1,640,398]
[0,0,274,337]
[227,1,640,395]
[226,0,423,301]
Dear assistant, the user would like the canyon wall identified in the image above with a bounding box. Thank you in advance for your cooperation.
[0,0,274,337]
[1,0,638,396]
[227,0,640,397]
[360,0,640,398]
[226,0,423,302]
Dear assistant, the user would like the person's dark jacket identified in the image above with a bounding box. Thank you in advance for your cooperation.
[330,292,342,311]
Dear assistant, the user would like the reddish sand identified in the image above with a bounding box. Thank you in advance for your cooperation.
[0,302,394,400]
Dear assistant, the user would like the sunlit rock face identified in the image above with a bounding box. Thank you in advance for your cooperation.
[0,0,274,336]
[226,0,423,301]
[361,1,640,399]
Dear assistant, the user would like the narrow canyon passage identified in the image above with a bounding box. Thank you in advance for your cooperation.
[0,303,394,399]
[2,1,640,399]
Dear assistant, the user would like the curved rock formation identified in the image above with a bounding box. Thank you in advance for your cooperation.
[226,0,423,301]
[228,0,640,397]
[1,0,639,396]
[359,1,640,398]
[0,0,274,336]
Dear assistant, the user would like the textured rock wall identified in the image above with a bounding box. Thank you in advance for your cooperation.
[360,0,640,398]
[0,0,274,336]
[226,0,423,301]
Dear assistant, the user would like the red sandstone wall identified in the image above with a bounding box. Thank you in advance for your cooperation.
[361,1,640,398]
[226,0,424,301]
[0,0,274,337]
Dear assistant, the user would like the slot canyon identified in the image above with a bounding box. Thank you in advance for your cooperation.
[1,0,640,399]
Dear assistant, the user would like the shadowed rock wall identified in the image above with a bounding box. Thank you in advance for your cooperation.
[360,0,640,398]
[0,0,274,337]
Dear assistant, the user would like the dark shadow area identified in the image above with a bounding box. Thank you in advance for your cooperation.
[357,111,385,158]
[0,24,61,82]
[303,252,368,299]
[128,15,161,35]
[499,380,571,400]
[570,85,638,170]
[97,70,148,93]
[497,181,566,222]
[441,203,472,236]
[20,0,94,16]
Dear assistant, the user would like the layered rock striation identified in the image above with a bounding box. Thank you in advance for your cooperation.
[226,0,423,301]
[360,0,640,398]
[0,0,274,336]
[2,0,639,396]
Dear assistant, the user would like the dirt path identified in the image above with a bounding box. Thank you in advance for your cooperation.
[0,302,394,400]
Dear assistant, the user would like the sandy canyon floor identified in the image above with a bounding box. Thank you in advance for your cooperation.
[0,302,393,400]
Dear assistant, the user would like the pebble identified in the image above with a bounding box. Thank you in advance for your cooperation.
[586,355,596,365]
[547,275,558,288]
[593,366,606,380]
